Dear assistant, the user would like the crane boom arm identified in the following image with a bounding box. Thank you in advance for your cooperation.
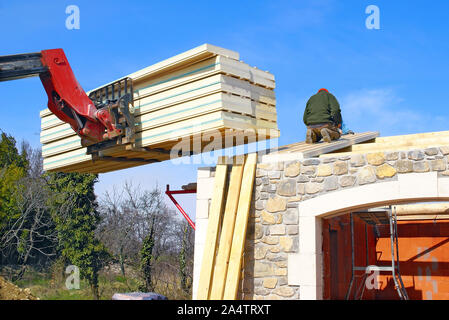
[0,49,134,147]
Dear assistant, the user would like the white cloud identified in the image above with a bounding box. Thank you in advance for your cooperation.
[340,88,447,136]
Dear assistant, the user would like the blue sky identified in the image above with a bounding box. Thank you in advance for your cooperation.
[1,0,448,218]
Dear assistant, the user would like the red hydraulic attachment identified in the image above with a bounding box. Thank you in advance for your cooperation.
[166,184,196,230]
[40,49,121,144]
[0,49,134,147]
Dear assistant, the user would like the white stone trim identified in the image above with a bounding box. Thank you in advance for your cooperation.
[398,172,437,198]
[192,167,215,300]
[438,177,449,197]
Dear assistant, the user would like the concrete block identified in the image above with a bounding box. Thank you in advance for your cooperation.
[196,176,215,200]
[194,218,209,247]
[197,167,212,179]
[195,199,210,219]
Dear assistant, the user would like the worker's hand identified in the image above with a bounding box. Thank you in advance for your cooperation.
[346,130,355,135]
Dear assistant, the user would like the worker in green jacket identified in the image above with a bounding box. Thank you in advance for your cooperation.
[303,88,342,144]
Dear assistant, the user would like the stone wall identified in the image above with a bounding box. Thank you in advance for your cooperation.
[240,147,449,300]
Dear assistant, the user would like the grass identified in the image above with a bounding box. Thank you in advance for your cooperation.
[11,265,191,300]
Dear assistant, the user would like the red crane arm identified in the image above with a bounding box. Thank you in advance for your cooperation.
[0,49,132,146]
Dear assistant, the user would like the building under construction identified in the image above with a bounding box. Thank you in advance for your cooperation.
[192,130,449,300]
[34,44,449,300]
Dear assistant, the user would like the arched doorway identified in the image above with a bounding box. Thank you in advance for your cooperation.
[289,172,449,300]
[322,204,449,300]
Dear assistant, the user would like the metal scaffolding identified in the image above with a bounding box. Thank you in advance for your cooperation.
[345,206,409,300]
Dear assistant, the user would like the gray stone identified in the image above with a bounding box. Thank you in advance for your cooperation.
[358,167,376,185]
[261,177,269,185]
[301,165,316,175]
[339,156,351,161]
[255,178,263,186]
[287,225,299,235]
[324,176,339,191]
[430,159,446,171]
[396,160,413,173]
[268,171,281,179]
[255,200,265,210]
[302,158,320,166]
[440,146,449,155]
[256,169,267,178]
[297,175,310,183]
[254,261,274,277]
[297,184,305,195]
[266,252,287,262]
[408,150,425,161]
[277,179,297,197]
[350,154,366,167]
[425,147,439,156]
[254,287,270,296]
[386,152,399,161]
[413,161,430,172]
[268,184,277,194]
[260,192,269,200]
[322,157,337,163]
[278,276,288,286]
[339,175,356,187]
[400,152,407,159]
[282,208,299,225]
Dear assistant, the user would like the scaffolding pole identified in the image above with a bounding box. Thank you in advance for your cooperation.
[345,206,408,300]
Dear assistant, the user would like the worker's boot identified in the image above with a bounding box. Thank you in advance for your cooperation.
[321,128,332,143]
[306,129,316,144]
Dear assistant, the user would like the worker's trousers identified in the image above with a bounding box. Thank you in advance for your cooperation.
[306,123,341,143]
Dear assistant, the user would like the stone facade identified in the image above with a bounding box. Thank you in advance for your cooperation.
[193,147,449,300]
[241,148,449,300]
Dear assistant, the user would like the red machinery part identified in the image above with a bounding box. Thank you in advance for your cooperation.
[165,185,196,230]
[39,49,105,143]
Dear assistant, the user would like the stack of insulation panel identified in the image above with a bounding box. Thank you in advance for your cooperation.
[40,44,279,173]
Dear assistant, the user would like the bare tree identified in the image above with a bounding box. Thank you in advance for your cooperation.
[96,186,139,276]
[97,181,190,294]
[0,142,58,280]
